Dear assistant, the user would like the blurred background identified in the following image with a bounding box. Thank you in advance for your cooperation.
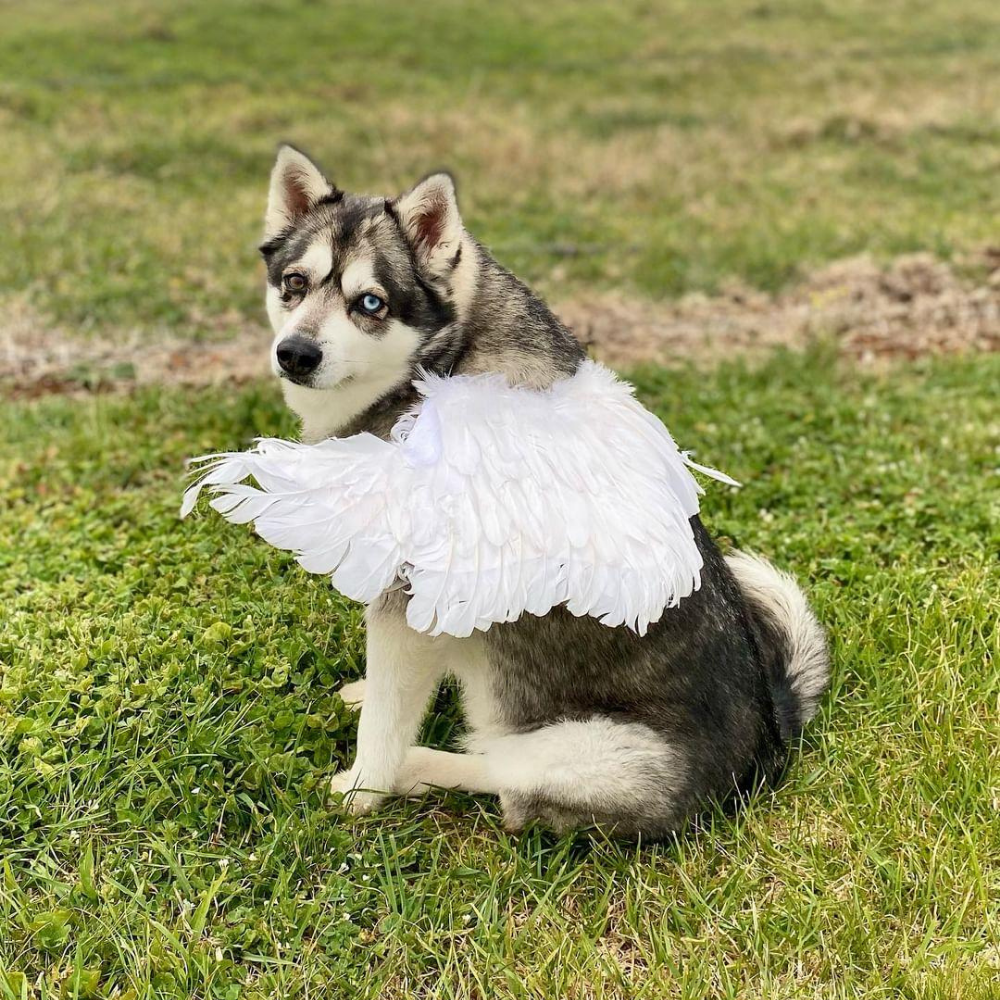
[2,0,998,389]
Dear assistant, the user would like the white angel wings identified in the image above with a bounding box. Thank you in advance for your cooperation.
[181,361,738,638]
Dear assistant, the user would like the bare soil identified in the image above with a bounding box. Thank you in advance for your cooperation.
[561,249,1000,369]
[3,251,998,398]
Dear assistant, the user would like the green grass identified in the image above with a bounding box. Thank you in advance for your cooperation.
[2,351,998,998]
[2,1,999,995]
[2,0,1000,337]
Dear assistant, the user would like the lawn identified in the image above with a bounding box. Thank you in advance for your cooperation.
[2,0,1000,997]
[2,0,999,339]
[2,351,998,998]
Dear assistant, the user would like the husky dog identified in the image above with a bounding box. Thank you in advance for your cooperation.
[259,145,829,838]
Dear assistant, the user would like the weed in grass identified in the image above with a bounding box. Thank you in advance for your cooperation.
[1,350,998,997]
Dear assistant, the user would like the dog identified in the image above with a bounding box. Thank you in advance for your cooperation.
[258,144,830,838]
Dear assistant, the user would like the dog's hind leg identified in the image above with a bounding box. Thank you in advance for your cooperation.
[475,716,690,838]
[380,719,690,838]
[335,678,367,710]
[393,747,496,796]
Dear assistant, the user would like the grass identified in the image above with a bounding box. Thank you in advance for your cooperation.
[3,0,999,996]
[1,349,999,998]
[2,0,1000,338]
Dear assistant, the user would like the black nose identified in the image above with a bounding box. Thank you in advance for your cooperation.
[276,336,323,378]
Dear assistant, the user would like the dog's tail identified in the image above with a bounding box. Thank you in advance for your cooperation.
[726,551,830,740]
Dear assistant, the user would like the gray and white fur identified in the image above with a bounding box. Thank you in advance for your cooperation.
[258,145,830,838]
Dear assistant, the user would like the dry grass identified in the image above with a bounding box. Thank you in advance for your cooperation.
[2,0,1000,342]
[564,248,1000,368]
[4,250,998,396]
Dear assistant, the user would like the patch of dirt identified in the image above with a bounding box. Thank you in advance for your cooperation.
[561,249,1000,369]
[2,250,998,397]
[0,302,273,399]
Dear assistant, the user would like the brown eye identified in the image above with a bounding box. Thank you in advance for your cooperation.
[284,273,307,292]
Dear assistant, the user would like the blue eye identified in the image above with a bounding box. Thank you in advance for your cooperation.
[360,293,384,314]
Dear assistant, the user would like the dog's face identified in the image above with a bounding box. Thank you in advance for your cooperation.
[260,146,474,438]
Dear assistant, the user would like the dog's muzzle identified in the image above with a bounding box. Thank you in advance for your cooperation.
[276,336,323,380]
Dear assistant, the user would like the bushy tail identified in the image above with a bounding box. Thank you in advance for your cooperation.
[726,551,830,739]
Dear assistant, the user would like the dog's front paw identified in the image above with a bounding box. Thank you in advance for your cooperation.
[335,678,367,711]
[329,768,384,816]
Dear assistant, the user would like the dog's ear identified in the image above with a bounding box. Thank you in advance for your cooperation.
[391,172,464,276]
[264,145,338,238]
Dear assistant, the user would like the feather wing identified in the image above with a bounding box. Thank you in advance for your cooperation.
[181,362,737,637]
[396,363,737,636]
[182,434,406,605]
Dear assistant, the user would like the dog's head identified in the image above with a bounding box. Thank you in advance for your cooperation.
[260,145,476,438]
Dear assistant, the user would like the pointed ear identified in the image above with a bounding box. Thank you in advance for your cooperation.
[264,145,338,238]
[391,172,464,275]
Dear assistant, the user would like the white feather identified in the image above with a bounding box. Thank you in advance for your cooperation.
[181,361,738,637]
